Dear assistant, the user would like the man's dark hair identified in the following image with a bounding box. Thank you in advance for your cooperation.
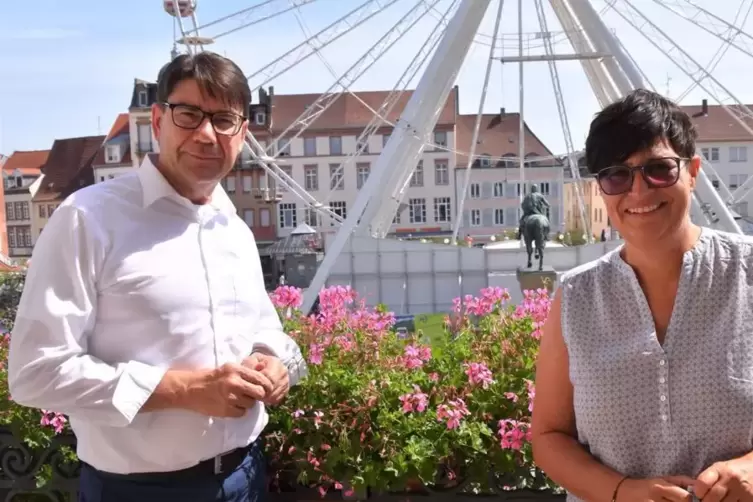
[156,52,251,116]
[584,89,697,174]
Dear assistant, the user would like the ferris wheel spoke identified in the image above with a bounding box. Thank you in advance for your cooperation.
[211,0,320,41]
[270,0,441,156]
[321,0,459,209]
[245,0,401,91]
[610,0,753,137]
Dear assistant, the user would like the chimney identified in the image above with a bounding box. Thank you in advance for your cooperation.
[702,98,708,116]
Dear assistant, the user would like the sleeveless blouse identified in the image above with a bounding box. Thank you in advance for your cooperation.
[559,228,753,502]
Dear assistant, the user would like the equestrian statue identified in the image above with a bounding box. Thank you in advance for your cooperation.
[516,184,550,271]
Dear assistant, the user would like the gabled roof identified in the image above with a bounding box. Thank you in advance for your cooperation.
[454,112,559,168]
[680,102,753,143]
[3,150,50,176]
[268,87,459,133]
[34,135,105,202]
[92,113,132,167]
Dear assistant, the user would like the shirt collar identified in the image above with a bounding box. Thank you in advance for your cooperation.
[138,154,236,215]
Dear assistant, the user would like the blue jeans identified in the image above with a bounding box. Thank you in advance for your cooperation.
[78,441,267,502]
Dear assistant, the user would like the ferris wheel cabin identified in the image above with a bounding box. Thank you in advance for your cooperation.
[163,0,196,17]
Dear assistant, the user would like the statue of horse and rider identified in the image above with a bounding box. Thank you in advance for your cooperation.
[516,184,550,271]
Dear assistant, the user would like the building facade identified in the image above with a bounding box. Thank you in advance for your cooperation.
[2,150,48,257]
[32,136,104,242]
[563,177,609,240]
[93,113,133,183]
[682,99,753,217]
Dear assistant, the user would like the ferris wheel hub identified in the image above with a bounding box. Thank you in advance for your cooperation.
[177,35,215,46]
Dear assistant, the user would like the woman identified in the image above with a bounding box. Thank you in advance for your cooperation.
[531,89,753,502]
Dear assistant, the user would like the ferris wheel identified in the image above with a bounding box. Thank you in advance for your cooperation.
[162,0,753,310]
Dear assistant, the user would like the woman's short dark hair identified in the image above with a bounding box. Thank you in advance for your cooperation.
[584,89,697,174]
[156,52,251,117]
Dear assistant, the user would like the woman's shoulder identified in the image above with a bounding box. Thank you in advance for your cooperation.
[702,227,753,260]
[559,247,622,288]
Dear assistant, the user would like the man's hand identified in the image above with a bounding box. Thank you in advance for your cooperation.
[618,476,696,502]
[243,353,289,406]
[161,363,275,418]
[694,458,753,502]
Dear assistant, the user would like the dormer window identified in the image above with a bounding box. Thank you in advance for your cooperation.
[105,145,121,164]
[254,111,266,126]
[14,175,22,188]
[138,90,148,107]
[479,154,492,167]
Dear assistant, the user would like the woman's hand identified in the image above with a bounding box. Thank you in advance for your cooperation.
[694,458,753,502]
[619,476,696,502]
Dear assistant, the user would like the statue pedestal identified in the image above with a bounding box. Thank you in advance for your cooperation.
[516,266,557,295]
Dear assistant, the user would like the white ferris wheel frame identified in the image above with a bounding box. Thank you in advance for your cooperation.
[166,0,746,313]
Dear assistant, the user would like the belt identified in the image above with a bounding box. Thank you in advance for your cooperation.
[88,443,253,482]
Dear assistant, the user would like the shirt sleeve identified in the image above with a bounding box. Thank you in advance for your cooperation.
[7,203,167,427]
[244,231,308,387]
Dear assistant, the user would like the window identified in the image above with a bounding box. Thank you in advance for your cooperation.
[21,202,28,220]
[137,123,152,152]
[14,202,24,220]
[5,203,13,221]
[105,145,121,164]
[47,204,56,216]
[243,209,255,227]
[14,176,22,188]
[470,183,481,199]
[331,201,347,226]
[38,204,45,219]
[435,160,449,185]
[242,174,252,192]
[279,203,297,229]
[329,136,342,156]
[17,226,31,247]
[701,147,720,162]
[254,111,266,125]
[8,228,15,248]
[357,163,370,189]
[493,182,504,198]
[433,197,451,223]
[260,208,271,226]
[433,131,447,148]
[470,209,481,226]
[383,134,391,148]
[225,176,236,193]
[304,208,319,227]
[277,138,291,156]
[539,182,551,195]
[730,146,748,163]
[409,198,426,224]
[356,136,369,153]
[303,137,317,156]
[279,166,292,192]
[138,90,148,107]
[479,155,491,167]
[304,165,319,191]
[494,208,505,226]
[329,164,344,190]
[730,174,749,190]
[410,161,424,187]
[258,171,267,189]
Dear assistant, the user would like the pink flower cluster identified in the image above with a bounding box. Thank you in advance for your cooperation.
[512,289,552,339]
[436,398,469,430]
[399,385,428,413]
[40,410,67,434]
[497,419,531,450]
[464,362,493,389]
[402,344,431,369]
[452,287,511,316]
[269,285,303,310]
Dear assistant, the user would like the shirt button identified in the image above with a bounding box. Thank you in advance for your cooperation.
[659,377,665,384]
[661,414,667,421]
[660,395,666,401]
[660,360,666,366]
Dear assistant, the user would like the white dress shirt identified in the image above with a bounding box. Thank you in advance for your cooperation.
[8,155,307,474]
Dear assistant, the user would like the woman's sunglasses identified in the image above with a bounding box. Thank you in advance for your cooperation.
[595,157,689,196]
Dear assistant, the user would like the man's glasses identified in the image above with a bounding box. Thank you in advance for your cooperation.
[596,157,689,196]
[163,103,245,136]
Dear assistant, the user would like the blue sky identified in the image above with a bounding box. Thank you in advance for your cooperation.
[2,0,753,155]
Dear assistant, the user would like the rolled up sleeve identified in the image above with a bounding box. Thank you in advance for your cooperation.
[8,204,167,427]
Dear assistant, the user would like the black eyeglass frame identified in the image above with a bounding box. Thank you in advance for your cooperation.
[161,102,247,136]
[595,156,691,195]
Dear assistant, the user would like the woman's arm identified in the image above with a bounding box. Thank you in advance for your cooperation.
[530,289,625,501]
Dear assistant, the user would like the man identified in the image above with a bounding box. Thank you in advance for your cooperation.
[517,183,550,240]
[8,52,307,502]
